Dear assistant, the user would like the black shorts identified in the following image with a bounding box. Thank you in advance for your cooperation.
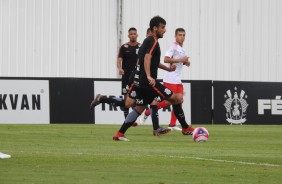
[126,82,138,99]
[122,69,136,95]
[121,74,130,95]
[135,81,173,106]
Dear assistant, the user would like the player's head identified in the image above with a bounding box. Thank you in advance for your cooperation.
[128,27,138,42]
[146,28,152,37]
[149,16,166,38]
[175,28,186,45]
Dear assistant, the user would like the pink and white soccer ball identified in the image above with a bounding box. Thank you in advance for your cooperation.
[192,127,209,142]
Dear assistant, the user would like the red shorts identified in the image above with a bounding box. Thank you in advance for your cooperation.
[163,82,184,94]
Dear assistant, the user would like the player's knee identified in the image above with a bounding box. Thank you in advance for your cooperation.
[175,98,182,104]
[125,99,134,108]
[170,94,183,104]
[124,104,131,108]
[134,106,146,114]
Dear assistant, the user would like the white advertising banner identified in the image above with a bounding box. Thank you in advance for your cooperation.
[0,80,50,124]
[94,81,191,125]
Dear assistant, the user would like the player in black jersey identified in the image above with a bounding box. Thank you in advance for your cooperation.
[112,16,194,141]
[117,27,141,120]
[90,28,151,111]
[90,28,170,114]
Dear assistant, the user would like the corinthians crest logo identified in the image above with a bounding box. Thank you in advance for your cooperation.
[224,87,249,125]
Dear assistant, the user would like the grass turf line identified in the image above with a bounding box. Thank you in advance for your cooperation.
[0,124,282,184]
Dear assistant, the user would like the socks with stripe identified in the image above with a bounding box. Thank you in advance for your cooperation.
[172,104,188,129]
[150,105,159,130]
[119,109,140,134]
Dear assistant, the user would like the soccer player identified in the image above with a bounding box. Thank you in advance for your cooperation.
[117,27,141,120]
[89,27,173,128]
[140,28,191,131]
[90,28,152,111]
[111,16,194,141]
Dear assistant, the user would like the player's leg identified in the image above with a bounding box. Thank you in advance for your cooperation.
[126,84,139,126]
[139,100,156,124]
[90,83,136,110]
[143,100,168,117]
[113,87,144,141]
[147,99,170,136]
[154,82,194,135]
[165,83,183,131]
[122,95,130,118]
[149,100,159,129]
[134,86,170,135]
[140,82,174,124]
[141,83,172,136]
[125,83,137,108]
[141,84,174,127]
[148,101,171,136]
[166,93,194,135]
[113,105,146,141]
[121,77,130,118]
[90,94,125,110]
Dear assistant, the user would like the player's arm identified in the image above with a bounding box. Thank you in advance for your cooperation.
[117,46,124,75]
[144,54,155,86]
[165,56,190,67]
[117,57,124,75]
[164,45,190,65]
[158,63,176,72]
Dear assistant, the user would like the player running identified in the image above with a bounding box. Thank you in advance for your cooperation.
[109,16,194,141]
[90,28,153,112]
[140,28,192,131]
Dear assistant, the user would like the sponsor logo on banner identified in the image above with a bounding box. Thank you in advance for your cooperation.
[0,94,41,110]
[223,87,249,125]
[258,96,282,115]
[0,80,50,124]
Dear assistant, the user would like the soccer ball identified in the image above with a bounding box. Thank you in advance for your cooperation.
[192,127,209,142]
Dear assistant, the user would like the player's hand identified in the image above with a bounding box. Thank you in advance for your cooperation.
[147,76,156,87]
[179,56,189,63]
[119,69,124,75]
[183,56,191,67]
[169,65,176,71]
[184,61,191,67]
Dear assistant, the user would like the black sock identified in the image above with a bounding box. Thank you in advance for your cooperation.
[123,108,129,119]
[172,104,188,129]
[100,96,125,107]
[119,109,140,134]
[150,105,159,130]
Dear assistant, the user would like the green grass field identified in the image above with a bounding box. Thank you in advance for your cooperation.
[0,124,282,184]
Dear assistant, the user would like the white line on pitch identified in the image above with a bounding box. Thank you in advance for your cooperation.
[162,155,282,167]
[15,151,282,167]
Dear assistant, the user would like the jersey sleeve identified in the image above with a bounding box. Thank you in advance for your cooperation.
[165,44,175,58]
[118,45,124,58]
[145,37,158,56]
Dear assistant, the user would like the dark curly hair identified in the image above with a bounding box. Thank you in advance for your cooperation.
[149,16,166,31]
